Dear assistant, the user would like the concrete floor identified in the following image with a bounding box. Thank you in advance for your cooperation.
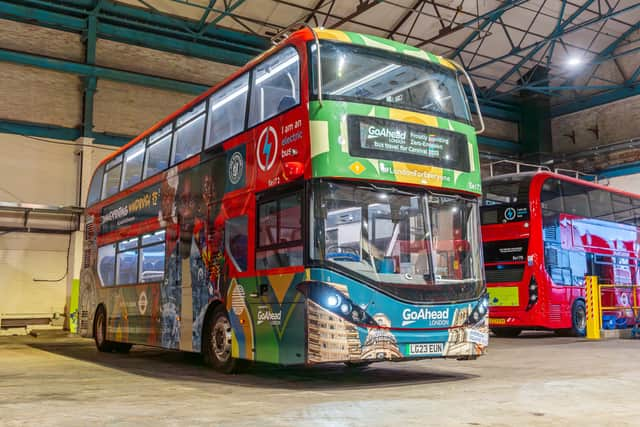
[0,331,638,426]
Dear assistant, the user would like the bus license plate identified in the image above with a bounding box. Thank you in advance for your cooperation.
[408,343,444,355]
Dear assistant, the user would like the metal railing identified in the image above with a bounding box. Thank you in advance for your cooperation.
[585,276,639,339]
[486,160,606,184]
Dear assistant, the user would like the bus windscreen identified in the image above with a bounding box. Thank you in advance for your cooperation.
[314,41,471,123]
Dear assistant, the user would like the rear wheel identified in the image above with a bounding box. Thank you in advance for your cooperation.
[556,300,587,337]
[203,306,247,374]
[94,306,114,352]
[491,328,522,338]
[114,343,133,353]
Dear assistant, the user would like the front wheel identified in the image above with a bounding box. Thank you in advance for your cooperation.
[491,328,522,338]
[202,307,247,374]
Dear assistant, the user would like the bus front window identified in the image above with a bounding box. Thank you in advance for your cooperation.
[312,41,470,123]
[311,181,483,303]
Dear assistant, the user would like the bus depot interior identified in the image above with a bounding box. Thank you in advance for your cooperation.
[0,1,639,426]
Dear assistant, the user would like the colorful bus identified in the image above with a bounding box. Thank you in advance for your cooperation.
[79,26,489,373]
[481,170,640,337]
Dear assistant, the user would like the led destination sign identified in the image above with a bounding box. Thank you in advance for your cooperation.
[348,116,470,172]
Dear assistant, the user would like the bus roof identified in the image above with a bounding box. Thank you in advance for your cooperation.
[94,27,458,171]
[483,170,640,201]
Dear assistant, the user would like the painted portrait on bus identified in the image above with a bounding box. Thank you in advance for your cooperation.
[185,158,227,351]
[160,166,181,349]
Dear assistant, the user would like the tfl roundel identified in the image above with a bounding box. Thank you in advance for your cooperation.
[256,126,279,172]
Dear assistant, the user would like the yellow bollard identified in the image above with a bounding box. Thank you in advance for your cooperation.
[585,276,601,340]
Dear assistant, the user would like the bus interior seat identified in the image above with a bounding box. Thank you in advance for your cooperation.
[278,96,296,112]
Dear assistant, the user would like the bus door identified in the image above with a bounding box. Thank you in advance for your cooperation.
[252,189,306,364]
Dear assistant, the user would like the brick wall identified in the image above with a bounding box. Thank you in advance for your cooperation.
[552,94,640,153]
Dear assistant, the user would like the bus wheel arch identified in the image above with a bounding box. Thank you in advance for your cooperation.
[201,303,247,373]
[557,298,586,337]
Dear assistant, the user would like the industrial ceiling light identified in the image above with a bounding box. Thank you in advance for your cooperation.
[567,56,583,68]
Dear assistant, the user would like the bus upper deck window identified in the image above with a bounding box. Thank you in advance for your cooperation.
[172,102,206,165]
[87,165,104,206]
[206,73,249,149]
[144,125,173,179]
[121,140,145,190]
[102,154,123,200]
[248,47,300,128]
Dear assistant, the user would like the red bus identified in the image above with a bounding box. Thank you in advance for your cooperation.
[481,170,640,336]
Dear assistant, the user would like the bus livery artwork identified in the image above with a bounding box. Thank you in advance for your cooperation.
[80,27,488,372]
[481,171,640,337]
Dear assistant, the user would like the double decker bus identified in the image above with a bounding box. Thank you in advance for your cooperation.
[79,26,489,373]
[481,169,640,337]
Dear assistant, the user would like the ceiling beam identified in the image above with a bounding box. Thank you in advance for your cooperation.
[0,47,209,95]
[0,0,267,66]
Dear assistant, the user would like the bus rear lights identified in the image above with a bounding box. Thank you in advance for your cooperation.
[526,276,538,311]
[283,161,304,179]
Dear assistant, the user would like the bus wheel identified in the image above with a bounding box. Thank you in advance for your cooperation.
[94,306,114,352]
[203,307,244,373]
[571,300,587,337]
[114,343,133,353]
[344,361,372,370]
[491,328,522,338]
[556,300,587,337]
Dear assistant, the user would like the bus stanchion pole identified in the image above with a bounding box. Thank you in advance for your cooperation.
[585,276,601,340]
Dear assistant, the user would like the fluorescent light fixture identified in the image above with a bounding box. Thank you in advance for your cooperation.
[211,85,248,111]
[333,64,400,95]
[126,145,145,161]
[255,55,298,85]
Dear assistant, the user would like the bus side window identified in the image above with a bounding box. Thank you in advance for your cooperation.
[97,243,116,286]
[87,165,104,206]
[116,237,139,285]
[172,102,206,165]
[587,189,613,221]
[633,198,640,226]
[561,182,590,217]
[140,230,166,283]
[256,192,303,270]
[248,47,300,128]
[540,178,563,212]
[612,194,633,224]
[225,216,248,272]
[144,124,173,179]
[206,73,249,149]
[121,140,145,190]
[102,154,123,200]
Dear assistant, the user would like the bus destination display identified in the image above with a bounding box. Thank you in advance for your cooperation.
[348,116,470,172]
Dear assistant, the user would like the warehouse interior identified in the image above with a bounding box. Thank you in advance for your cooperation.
[0,1,639,425]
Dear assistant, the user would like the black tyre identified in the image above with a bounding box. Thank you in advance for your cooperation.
[491,327,522,338]
[114,343,133,353]
[570,300,587,336]
[344,361,372,370]
[202,306,247,374]
[94,306,114,352]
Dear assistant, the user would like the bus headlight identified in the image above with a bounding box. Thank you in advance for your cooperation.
[296,281,376,326]
[468,293,489,325]
[526,276,538,311]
